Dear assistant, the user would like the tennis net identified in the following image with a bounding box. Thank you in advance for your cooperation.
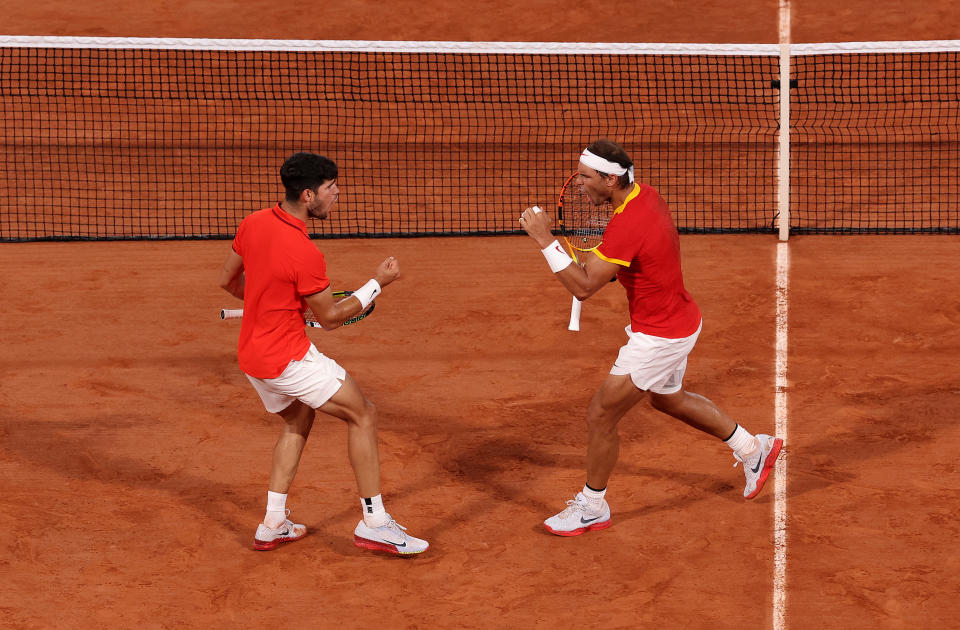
[0,37,957,241]
[791,42,960,234]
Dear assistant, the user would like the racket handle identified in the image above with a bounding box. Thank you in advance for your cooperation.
[568,296,582,331]
[220,307,327,329]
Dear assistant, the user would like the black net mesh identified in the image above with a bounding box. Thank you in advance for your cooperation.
[0,45,778,241]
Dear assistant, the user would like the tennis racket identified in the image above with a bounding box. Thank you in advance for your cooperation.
[557,172,610,331]
[220,290,375,329]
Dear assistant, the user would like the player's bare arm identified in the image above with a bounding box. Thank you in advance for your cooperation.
[304,256,400,329]
[218,249,245,299]
[570,253,620,300]
[519,205,617,301]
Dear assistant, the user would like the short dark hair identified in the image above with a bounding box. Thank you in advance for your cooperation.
[280,152,338,201]
[586,139,633,189]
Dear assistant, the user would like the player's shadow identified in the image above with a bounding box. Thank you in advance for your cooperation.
[2,414,260,548]
[7,390,943,556]
[441,435,741,519]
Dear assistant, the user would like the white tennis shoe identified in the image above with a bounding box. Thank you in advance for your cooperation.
[734,434,784,499]
[543,492,612,536]
[353,515,429,555]
[253,514,307,551]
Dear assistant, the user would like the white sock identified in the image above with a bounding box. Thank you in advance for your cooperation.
[265,490,287,527]
[581,484,607,510]
[724,425,760,460]
[361,494,388,527]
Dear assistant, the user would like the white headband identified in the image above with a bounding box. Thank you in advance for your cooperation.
[580,148,635,183]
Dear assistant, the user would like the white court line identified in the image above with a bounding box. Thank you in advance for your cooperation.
[774,242,789,630]
[774,4,790,629]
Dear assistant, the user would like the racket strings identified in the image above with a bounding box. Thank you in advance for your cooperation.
[563,186,610,253]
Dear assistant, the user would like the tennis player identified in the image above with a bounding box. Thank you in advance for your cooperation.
[519,139,783,536]
[218,152,428,554]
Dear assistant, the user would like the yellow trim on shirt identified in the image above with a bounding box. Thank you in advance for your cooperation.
[613,183,642,215]
[595,183,643,266]
[593,248,630,267]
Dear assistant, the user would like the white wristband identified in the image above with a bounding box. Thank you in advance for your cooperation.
[541,240,574,273]
[353,279,381,309]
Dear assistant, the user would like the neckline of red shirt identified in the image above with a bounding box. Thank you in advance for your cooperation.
[271,203,309,235]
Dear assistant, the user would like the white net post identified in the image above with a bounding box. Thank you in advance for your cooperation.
[777,42,791,242]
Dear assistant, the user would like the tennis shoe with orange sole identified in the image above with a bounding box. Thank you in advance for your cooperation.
[735,434,784,499]
[253,516,307,551]
[353,515,429,556]
[543,492,612,536]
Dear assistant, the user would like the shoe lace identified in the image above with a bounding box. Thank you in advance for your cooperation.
[384,519,408,533]
[732,450,761,470]
[732,437,765,469]
[372,518,409,544]
[558,498,587,519]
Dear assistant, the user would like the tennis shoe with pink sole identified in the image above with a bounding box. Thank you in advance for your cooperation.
[353,515,429,556]
[734,433,784,499]
[253,515,307,551]
[543,492,611,536]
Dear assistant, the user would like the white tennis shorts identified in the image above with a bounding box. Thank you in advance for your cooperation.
[245,344,346,413]
[609,321,702,394]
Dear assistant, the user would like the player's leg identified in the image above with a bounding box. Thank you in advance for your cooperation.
[544,373,644,537]
[317,373,428,555]
[649,388,782,499]
[271,399,316,493]
[544,325,694,536]
[246,375,312,551]
[316,373,380,497]
[253,402,315,550]
[647,388,735,439]
[585,373,648,489]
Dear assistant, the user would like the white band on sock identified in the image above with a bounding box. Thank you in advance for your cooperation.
[581,484,607,505]
[362,494,388,527]
[267,491,287,512]
[541,240,573,273]
[579,486,606,513]
[265,491,288,527]
[725,425,758,458]
[353,279,381,309]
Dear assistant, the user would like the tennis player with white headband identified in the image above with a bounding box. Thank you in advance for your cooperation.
[519,138,783,537]
[579,147,635,183]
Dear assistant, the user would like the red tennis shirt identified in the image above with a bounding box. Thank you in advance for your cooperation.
[593,184,702,339]
[232,204,330,378]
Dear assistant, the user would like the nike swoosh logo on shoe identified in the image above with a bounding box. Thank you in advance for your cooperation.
[277,529,289,536]
[374,534,406,547]
[751,455,763,474]
[580,515,603,524]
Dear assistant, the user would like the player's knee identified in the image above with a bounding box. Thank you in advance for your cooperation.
[585,407,618,436]
[349,398,378,431]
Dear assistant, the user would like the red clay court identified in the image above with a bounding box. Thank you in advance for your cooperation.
[2,2,959,629]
